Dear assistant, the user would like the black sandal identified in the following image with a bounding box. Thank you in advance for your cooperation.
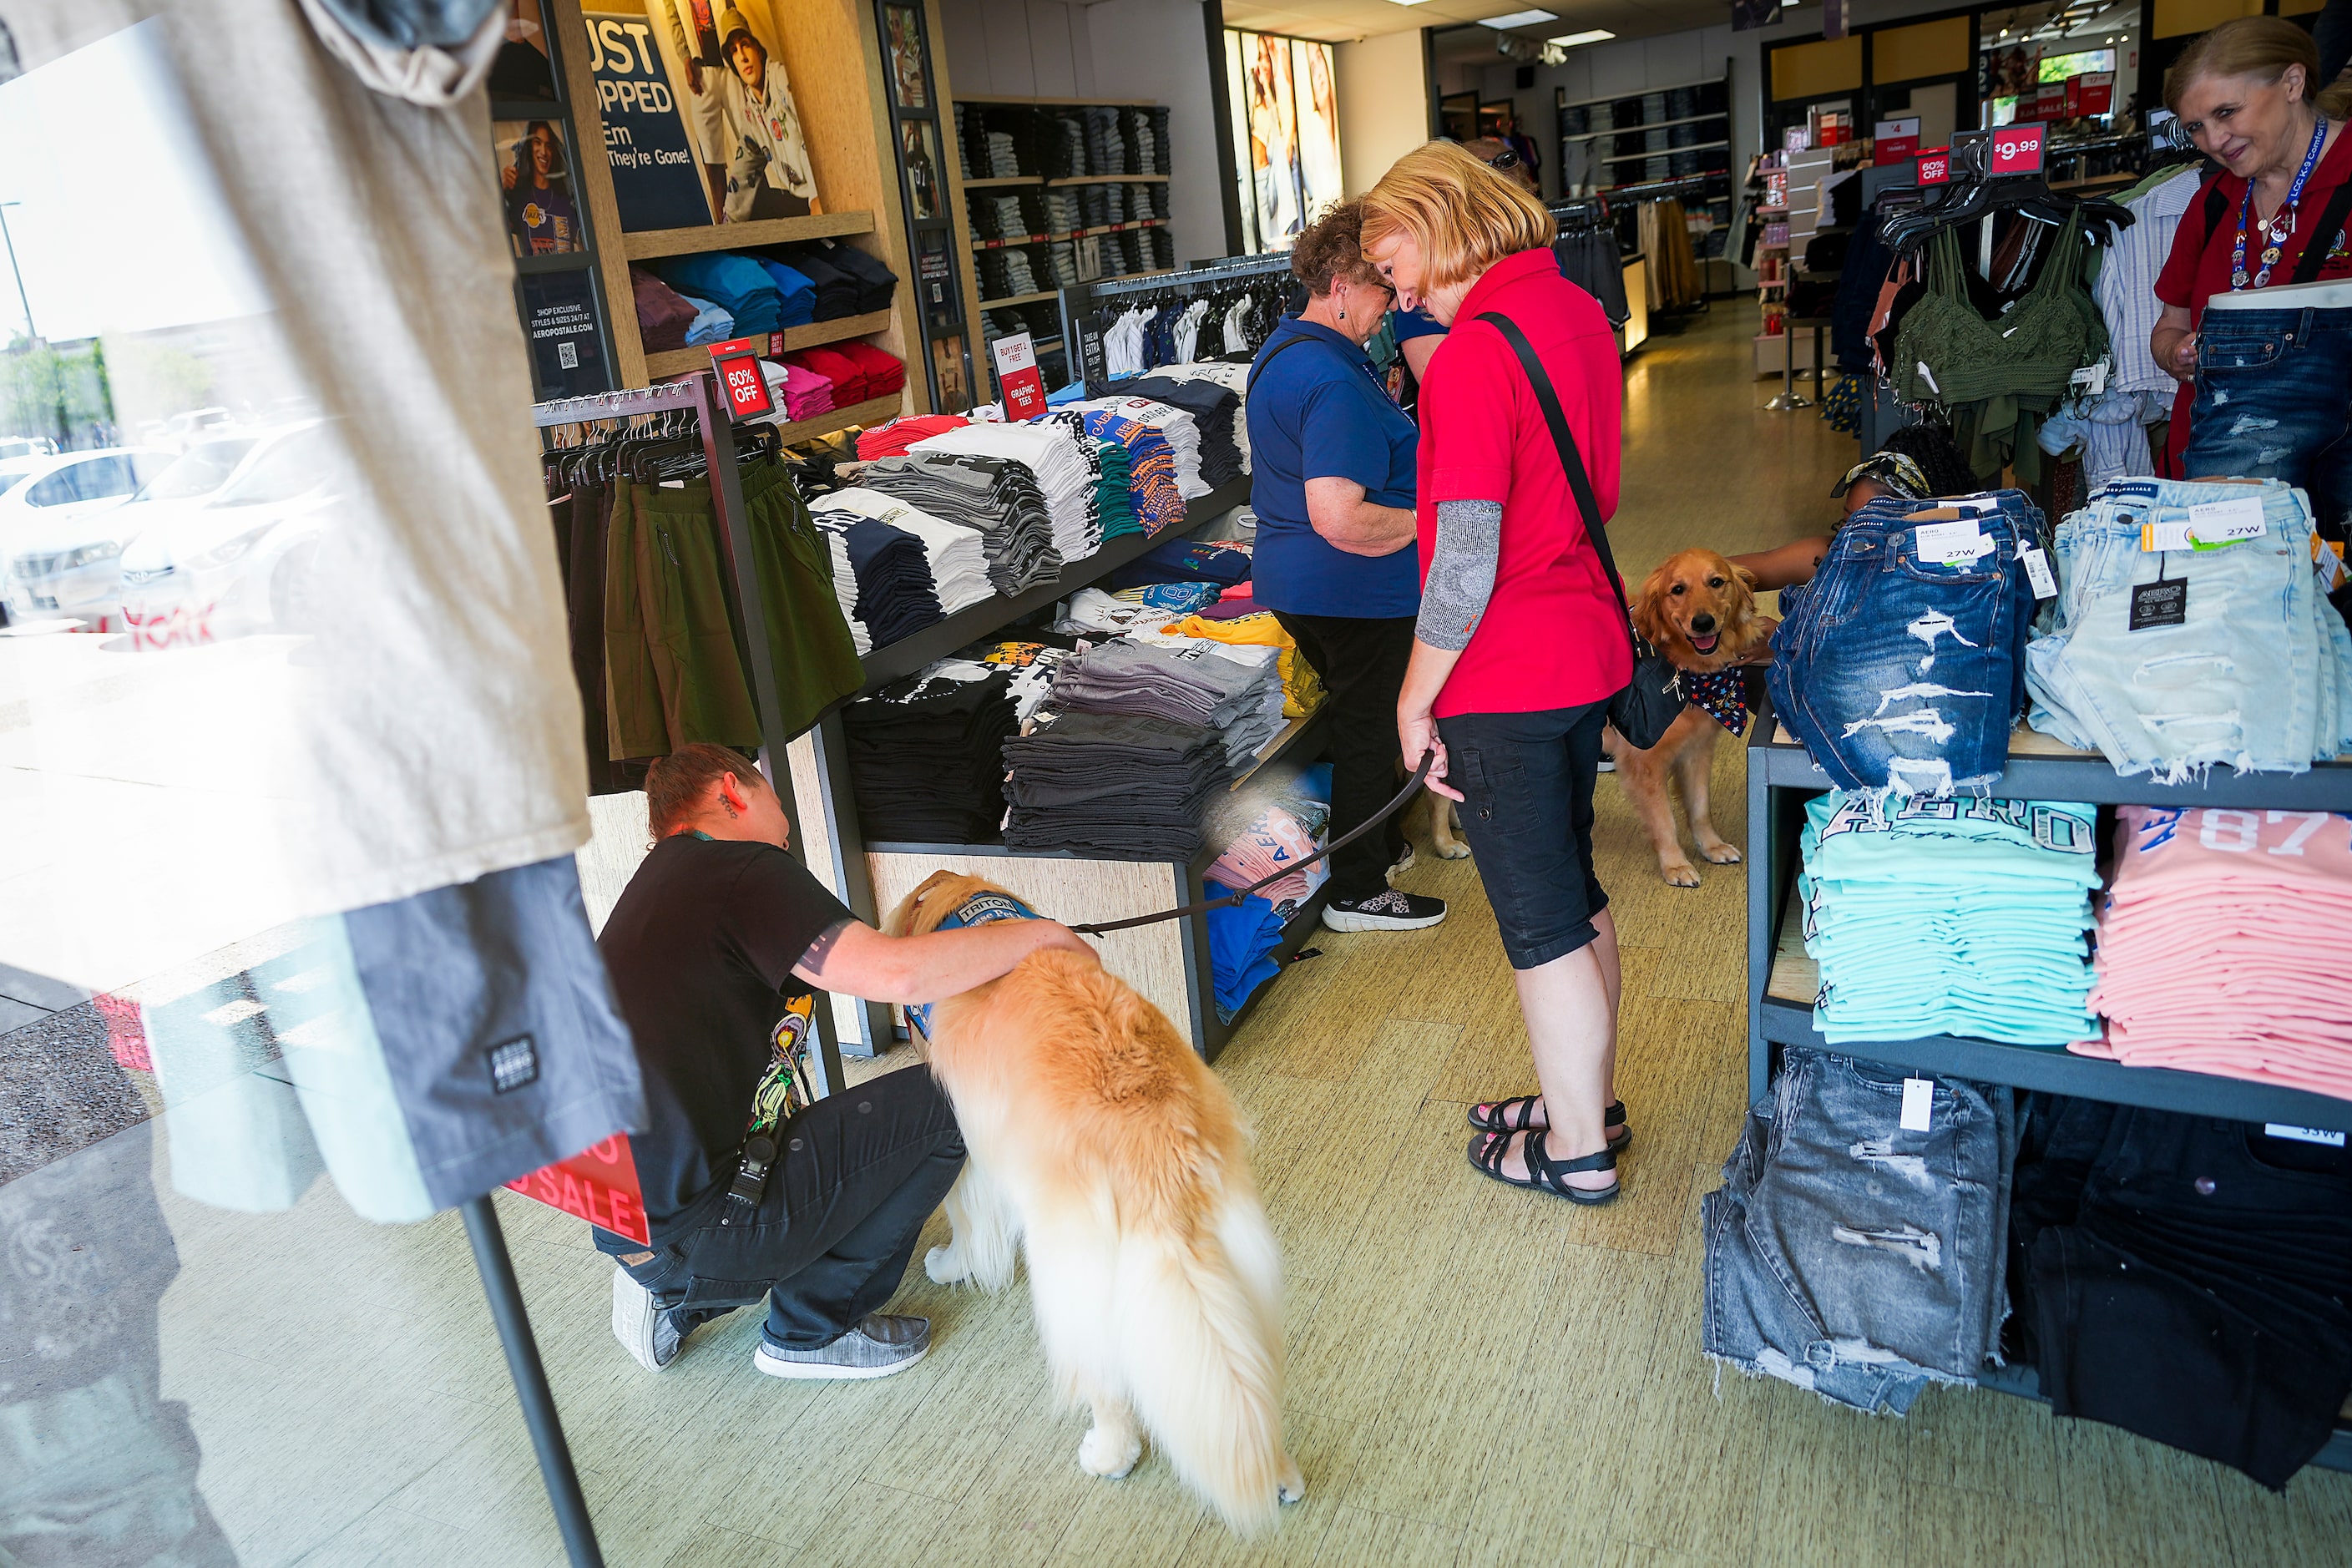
[1468,1096,1631,1153]
[1466,1127,1621,1206]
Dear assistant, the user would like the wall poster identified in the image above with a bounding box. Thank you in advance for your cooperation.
[1223,28,1341,254]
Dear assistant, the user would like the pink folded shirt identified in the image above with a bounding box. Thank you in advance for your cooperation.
[761,358,833,421]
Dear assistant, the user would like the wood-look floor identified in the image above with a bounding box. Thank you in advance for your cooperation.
[148,305,2352,1565]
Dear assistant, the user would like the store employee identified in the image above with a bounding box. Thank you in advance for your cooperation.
[1247,200,1444,934]
[594,744,1087,1380]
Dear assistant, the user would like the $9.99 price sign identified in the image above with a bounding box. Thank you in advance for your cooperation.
[1990,123,2046,175]
[708,336,775,421]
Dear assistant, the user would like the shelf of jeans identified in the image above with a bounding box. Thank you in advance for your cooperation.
[1761,880,2352,1134]
[1600,140,1731,164]
[1973,1362,2352,1474]
[977,289,1060,310]
[1562,112,1731,142]
[960,173,1171,186]
[972,220,1168,250]
[619,210,876,261]
[640,311,899,380]
[1749,720,2352,812]
[843,473,1252,700]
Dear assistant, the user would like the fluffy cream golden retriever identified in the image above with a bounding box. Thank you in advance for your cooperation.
[884,871,1302,1536]
[1602,548,1776,887]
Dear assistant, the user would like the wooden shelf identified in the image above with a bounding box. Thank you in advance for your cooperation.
[977,289,1058,309]
[621,210,876,262]
[961,172,1170,186]
[972,220,1166,249]
[1563,111,1730,143]
[1556,73,1726,114]
[640,311,897,379]
[750,392,904,444]
[1602,140,1730,164]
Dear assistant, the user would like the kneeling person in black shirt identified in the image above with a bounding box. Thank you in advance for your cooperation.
[596,743,1089,1379]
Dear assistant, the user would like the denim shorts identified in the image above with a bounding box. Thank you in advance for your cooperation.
[1437,701,1610,969]
[2186,304,2352,539]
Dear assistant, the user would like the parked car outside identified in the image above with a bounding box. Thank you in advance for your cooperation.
[0,448,172,627]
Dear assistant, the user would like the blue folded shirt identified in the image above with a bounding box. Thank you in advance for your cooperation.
[753,258,817,327]
[675,293,736,346]
[655,253,781,336]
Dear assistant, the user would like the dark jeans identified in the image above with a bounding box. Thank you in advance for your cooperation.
[2188,306,2352,540]
[1270,611,1416,902]
[1435,701,1611,969]
[600,1067,965,1347]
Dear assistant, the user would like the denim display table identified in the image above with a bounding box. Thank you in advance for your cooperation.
[1743,693,2352,1470]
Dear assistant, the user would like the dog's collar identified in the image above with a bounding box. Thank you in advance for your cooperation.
[907,891,1043,1037]
[1685,669,1750,736]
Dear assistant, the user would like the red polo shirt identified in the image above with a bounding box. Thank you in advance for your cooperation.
[1416,246,1628,718]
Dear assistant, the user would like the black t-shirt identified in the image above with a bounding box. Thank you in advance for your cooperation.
[598,834,853,1237]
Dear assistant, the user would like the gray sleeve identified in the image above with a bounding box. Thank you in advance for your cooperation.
[1414,498,1503,650]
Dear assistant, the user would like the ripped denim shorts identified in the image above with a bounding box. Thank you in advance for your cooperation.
[1769,490,2044,795]
[2024,477,2352,779]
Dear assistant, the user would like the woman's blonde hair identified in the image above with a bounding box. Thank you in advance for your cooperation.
[1360,140,1555,293]
[2164,15,2352,121]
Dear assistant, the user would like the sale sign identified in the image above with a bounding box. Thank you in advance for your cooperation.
[1874,115,1920,166]
[1916,147,1952,185]
[992,331,1048,421]
[2077,72,2114,116]
[508,1132,651,1244]
[1991,122,2046,175]
[707,336,775,421]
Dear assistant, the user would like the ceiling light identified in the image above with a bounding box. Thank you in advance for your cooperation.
[1390,0,1429,7]
[1476,9,1558,28]
[1548,28,1613,45]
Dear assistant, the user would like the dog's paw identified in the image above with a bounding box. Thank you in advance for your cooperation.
[1277,1458,1306,1505]
[924,1245,970,1285]
[1701,842,1743,866]
[1078,1425,1143,1479]
[1434,840,1472,860]
[1662,861,1702,888]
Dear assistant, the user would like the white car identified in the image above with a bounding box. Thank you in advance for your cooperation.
[115,422,352,648]
[0,448,170,626]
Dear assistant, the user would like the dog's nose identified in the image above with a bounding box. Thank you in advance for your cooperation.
[1691,613,1717,635]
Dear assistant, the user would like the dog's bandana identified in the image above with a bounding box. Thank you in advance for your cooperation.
[905,890,1042,1038]
[1686,669,1751,735]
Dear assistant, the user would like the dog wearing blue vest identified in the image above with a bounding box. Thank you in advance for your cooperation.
[886,870,1302,1537]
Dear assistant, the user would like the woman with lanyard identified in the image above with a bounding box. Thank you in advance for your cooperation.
[2152,17,2352,521]
[1244,200,1446,933]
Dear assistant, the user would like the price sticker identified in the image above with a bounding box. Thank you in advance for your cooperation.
[2139,518,2196,552]
[2187,495,2266,546]
[1899,1078,1934,1132]
[2021,545,2058,599]
[1915,518,1990,564]
[1991,123,2046,175]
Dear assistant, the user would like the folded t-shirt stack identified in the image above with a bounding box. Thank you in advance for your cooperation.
[1071,407,1184,536]
[1040,411,1138,543]
[632,266,700,354]
[807,500,944,652]
[856,452,1061,596]
[819,486,994,615]
[1002,710,1236,858]
[910,422,1099,564]
[2076,805,2352,1099]
[654,253,791,335]
[759,358,833,422]
[842,658,1020,842]
[1143,362,1252,471]
[857,414,971,460]
[787,240,898,315]
[1799,791,2100,1045]
[967,635,1082,722]
[783,344,907,411]
[1113,535,1252,590]
[753,258,817,326]
[1120,376,1244,485]
[1049,636,1285,767]
[1069,397,1206,498]
[675,294,735,346]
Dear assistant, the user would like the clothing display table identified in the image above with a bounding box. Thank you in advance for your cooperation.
[1743,694,2352,1472]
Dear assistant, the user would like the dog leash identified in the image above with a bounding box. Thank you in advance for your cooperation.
[1069,755,1435,937]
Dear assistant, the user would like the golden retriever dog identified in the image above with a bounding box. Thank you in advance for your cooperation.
[884,871,1302,1536]
[1403,781,1470,862]
[1602,549,1776,888]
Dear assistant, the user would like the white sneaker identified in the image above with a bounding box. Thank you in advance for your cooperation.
[612,1266,684,1372]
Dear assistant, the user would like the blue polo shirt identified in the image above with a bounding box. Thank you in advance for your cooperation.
[1244,317,1420,619]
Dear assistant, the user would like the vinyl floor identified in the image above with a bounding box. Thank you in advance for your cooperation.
[136,304,2352,1565]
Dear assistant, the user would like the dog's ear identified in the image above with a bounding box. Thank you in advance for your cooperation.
[1630,561,1676,648]
[1730,563,1759,588]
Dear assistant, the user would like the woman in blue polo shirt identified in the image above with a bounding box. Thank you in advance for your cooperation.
[1246,200,1442,933]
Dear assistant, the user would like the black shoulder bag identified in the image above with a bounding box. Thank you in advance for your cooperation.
[1474,311,1683,751]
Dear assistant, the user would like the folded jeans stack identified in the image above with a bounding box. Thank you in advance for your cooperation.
[2025,477,2352,781]
[1702,1047,2016,1415]
[2007,1096,2352,1488]
[842,659,1022,842]
[2074,804,2352,1098]
[854,452,1062,595]
[1770,488,2045,795]
[1799,791,2099,1045]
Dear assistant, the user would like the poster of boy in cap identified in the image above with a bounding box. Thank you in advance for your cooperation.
[713,4,821,220]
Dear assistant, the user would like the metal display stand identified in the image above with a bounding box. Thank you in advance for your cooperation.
[1743,693,2352,1472]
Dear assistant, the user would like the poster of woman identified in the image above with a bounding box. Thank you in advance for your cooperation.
[1292,38,1342,219]
[1247,33,1300,244]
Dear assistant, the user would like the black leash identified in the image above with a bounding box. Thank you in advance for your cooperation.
[1069,754,1435,937]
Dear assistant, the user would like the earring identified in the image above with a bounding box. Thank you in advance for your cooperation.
[1338,308,1347,320]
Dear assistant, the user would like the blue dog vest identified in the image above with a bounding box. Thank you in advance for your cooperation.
[905,890,1042,1037]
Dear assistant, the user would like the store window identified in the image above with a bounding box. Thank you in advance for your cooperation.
[1222,28,1343,253]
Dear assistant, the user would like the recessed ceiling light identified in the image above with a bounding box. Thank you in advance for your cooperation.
[1391,0,1429,7]
[1476,9,1559,28]
[1548,28,1613,45]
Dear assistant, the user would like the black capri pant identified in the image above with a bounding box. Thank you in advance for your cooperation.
[1437,700,1611,969]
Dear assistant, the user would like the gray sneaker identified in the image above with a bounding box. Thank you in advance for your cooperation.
[753,1313,932,1381]
[612,1266,684,1373]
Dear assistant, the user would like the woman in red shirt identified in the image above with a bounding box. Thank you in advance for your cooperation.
[2151,18,2352,485]
[1363,141,1631,1204]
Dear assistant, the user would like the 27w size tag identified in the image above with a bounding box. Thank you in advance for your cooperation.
[2021,545,2057,599]
[1915,519,1990,564]
[1899,1078,1934,1132]
[2128,576,2188,630]
[2187,495,2266,546]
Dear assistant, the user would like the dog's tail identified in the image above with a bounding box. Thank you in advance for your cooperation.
[1115,1182,1288,1537]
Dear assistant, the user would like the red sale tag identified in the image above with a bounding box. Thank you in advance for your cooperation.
[991,331,1049,421]
[1916,148,1951,185]
[2078,73,2114,116]
[1991,122,2045,175]
[508,1132,651,1245]
[707,335,775,421]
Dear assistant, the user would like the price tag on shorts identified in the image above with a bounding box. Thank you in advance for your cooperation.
[1900,1077,1934,1132]
[2186,495,2265,546]
[1915,519,1990,564]
[2021,545,2057,599]
[2139,518,2196,552]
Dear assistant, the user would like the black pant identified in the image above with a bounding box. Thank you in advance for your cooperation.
[1436,702,1611,969]
[610,1067,965,1347]
[1271,611,1416,902]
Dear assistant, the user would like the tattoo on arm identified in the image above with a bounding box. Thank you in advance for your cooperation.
[796,917,852,977]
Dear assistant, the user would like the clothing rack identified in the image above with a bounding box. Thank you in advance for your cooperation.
[1058,250,1300,387]
[1606,172,1717,203]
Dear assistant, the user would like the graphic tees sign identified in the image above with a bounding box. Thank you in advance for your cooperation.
[585,11,712,231]
[709,336,775,419]
[993,331,1048,420]
[1992,123,2046,176]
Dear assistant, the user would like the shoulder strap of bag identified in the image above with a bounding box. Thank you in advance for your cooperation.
[2291,176,2352,285]
[1245,329,1319,395]
[1472,310,1637,645]
[2201,180,2230,247]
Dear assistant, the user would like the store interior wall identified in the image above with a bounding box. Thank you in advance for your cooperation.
[934,0,1229,265]
[1336,28,1432,199]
